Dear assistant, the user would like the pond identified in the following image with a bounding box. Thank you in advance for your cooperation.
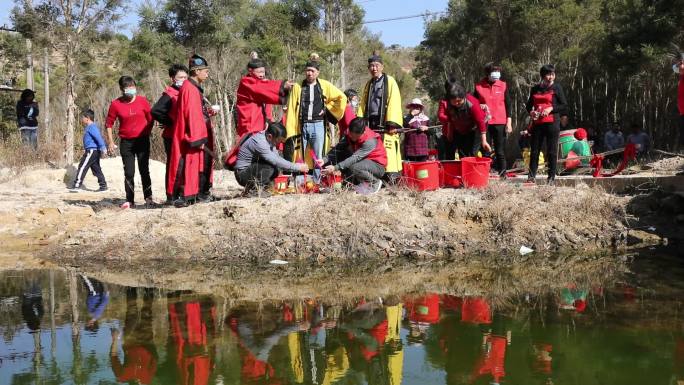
[1,249,683,385]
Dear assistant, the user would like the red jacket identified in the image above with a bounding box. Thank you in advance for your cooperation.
[474,78,508,125]
[236,75,283,136]
[678,73,684,115]
[348,128,388,167]
[161,86,180,139]
[438,94,487,138]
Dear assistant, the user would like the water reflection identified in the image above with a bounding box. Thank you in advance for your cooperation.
[1,266,684,385]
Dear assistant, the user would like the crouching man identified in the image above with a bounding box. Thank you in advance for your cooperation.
[235,122,309,197]
[317,117,387,193]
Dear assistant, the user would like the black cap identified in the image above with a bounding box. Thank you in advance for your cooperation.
[247,51,266,69]
[368,51,383,64]
[189,54,209,70]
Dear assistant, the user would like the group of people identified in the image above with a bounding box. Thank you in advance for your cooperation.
[67,48,683,206]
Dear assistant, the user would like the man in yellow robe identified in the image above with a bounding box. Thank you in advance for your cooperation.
[358,52,404,179]
[285,54,347,181]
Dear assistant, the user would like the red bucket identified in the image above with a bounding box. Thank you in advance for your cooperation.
[440,160,462,188]
[273,175,289,193]
[403,161,440,191]
[461,157,492,189]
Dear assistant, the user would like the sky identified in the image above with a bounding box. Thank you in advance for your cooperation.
[0,0,449,47]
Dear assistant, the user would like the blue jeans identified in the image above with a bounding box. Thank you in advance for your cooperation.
[20,129,38,150]
[302,120,325,181]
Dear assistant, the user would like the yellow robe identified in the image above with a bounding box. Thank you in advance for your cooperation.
[285,79,347,167]
[358,74,404,173]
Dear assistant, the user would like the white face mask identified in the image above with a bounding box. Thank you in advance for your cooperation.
[351,100,359,108]
[489,71,501,81]
[175,79,185,87]
[674,64,680,74]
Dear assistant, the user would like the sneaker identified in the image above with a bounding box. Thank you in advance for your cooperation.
[197,193,216,203]
[120,201,134,209]
[371,179,383,194]
[546,178,556,186]
[97,186,108,192]
[68,184,85,192]
[526,176,536,184]
[173,197,188,208]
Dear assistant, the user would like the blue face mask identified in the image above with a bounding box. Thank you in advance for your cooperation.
[124,88,137,97]
[489,71,501,81]
[674,64,680,74]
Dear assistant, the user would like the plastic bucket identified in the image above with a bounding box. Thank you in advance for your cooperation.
[461,157,492,189]
[440,160,462,188]
[273,175,289,193]
[559,129,577,159]
[404,161,440,191]
[322,173,342,189]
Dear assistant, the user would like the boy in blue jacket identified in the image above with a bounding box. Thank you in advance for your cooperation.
[71,109,108,191]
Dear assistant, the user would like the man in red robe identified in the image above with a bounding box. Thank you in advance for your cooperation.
[235,52,292,136]
[167,54,213,207]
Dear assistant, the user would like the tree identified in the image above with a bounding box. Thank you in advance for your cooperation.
[12,0,124,164]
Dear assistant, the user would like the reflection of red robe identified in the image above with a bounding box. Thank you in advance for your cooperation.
[168,301,216,385]
[461,297,492,324]
[474,335,507,383]
[167,80,209,199]
[236,76,284,136]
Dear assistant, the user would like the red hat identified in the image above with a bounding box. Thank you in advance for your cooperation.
[574,128,588,140]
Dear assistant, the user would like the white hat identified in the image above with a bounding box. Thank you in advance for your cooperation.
[406,98,424,108]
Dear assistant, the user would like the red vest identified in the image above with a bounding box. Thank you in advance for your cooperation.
[531,88,555,125]
[348,128,388,167]
[161,86,179,138]
[475,79,507,125]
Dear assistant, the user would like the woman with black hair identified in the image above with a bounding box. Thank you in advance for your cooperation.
[105,75,154,209]
[437,82,491,159]
[525,64,568,185]
[16,89,39,149]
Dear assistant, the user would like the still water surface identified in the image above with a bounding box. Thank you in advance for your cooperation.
[1,253,683,385]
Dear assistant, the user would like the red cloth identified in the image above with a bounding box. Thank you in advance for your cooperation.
[361,319,388,361]
[474,335,507,383]
[475,78,508,125]
[167,81,209,199]
[112,346,157,384]
[338,104,357,139]
[437,99,453,141]
[347,127,388,167]
[441,94,487,136]
[162,86,180,138]
[530,88,555,125]
[406,293,440,324]
[574,127,588,140]
[105,96,153,139]
[679,73,684,115]
[236,75,283,136]
[168,301,216,385]
[461,297,492,324]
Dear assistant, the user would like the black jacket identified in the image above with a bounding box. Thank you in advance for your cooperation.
[16,101,39,128]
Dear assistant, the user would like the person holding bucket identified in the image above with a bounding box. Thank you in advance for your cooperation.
[525,64,568,185]
[438,82,491,159]
[317,117,387,193]
[402,98,430,162]
[473,62,512,178]
[235,122,309,197]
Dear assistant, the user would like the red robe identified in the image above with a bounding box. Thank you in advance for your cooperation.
[236,75,284,136]
[162,86,180,139]
[167,80,209,199]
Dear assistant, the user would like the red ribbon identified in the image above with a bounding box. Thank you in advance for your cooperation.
[590,143,637,178]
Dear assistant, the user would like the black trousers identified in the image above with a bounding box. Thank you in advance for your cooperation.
[74,149,106,188]
[235,161,278,190]
[529,121,560,179]
[163,136,172,200]
[199,148,213,195]
[454,131,480,158]
[679,115,684,148]
[405,155,428,162]
[120,136,152,203]
[487,124,507,175]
